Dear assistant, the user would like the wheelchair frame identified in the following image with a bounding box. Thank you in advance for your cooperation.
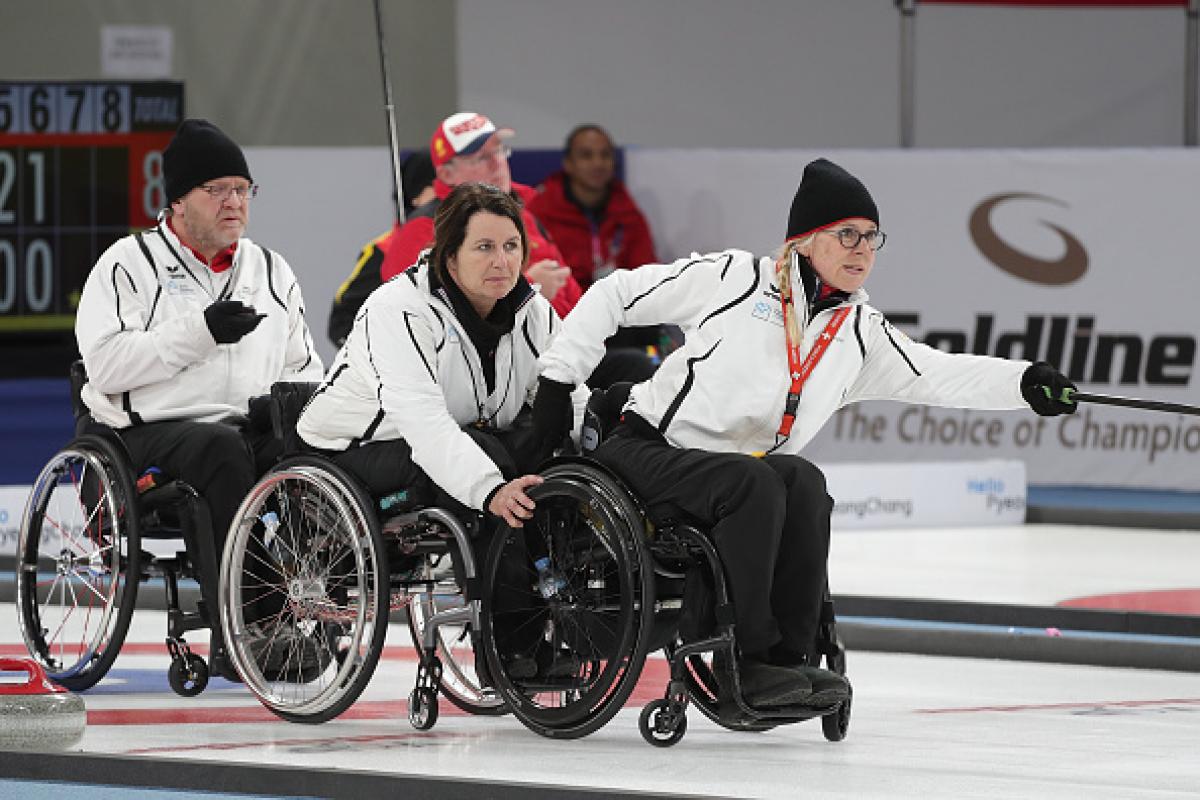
[216,384,504,728]
[15,429,225,696]
[478,454,852,746]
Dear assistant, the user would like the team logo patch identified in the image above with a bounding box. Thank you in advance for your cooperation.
[751,301,784,327]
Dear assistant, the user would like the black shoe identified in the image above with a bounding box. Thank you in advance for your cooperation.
[209,636,243,683]
[738,660,813,706]
[504,655,538,679]
[714,652,812,710]
[791,665,849,706]
[540,652,582,679]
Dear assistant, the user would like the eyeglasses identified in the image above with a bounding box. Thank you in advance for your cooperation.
[821,226,886,252]
[197,183,259,202]
[455,144,512,168]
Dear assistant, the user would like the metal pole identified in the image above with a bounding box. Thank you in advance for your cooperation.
[898,0,917,148]
[372,0,406,222]
[1187,0,1199,146]
[1073,391,1200,417]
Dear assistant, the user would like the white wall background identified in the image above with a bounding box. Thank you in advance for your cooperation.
[458,0,1193,149]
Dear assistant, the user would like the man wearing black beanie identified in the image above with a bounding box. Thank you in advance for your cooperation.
[529,157,1076,726]
[74,118,324,683]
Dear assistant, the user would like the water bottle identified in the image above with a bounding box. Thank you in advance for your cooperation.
[379,490,409,512]
[260,511,281,561]
[534,556,565,599]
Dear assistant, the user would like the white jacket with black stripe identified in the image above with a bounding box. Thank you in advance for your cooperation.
[75,220,323,428]
[296,262,577,511]
[538,249,1030,455]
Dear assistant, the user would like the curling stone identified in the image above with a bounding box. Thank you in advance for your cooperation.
[0,657,87,751]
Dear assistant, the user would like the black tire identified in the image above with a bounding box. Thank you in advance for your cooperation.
[822,681,852,742]
[168,653,210,697]
[408,686,439,731]
[16,435,141,691]
[220,456,389,723]
[639,698,687,747]
[481,461,654,740]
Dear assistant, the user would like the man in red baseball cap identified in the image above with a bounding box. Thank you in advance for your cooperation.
[381,112,581,317]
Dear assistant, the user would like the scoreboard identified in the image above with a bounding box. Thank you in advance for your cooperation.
[0,80,183,377]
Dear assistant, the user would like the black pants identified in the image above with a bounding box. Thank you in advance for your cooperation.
[592,430,833,662]
[322,425,533,518]
[119,419,270,637]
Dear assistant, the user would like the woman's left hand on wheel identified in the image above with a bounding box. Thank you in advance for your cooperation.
[488,474,544,528]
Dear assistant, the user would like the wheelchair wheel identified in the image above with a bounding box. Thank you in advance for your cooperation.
[220,456,388,724]
[481,461,654,740]
[406,585,505,716]
[16,435,141,691]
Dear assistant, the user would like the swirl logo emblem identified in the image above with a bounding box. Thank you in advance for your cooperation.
[968,193,1088,285]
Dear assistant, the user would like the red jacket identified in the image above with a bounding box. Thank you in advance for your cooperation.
[526,172,657,289]
[380,180,582,318]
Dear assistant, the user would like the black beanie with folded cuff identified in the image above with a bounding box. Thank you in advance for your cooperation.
[163,119,252,204]
[785,158,878,242]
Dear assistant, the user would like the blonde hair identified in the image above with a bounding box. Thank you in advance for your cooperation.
[773,237,812,342]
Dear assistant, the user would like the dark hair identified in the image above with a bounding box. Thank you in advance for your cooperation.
[563,123,613,156]
[430,183,529,283]
[400,151,435,215]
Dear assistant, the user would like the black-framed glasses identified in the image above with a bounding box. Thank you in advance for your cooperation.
[822,226,886,252]
[198,183,259,202]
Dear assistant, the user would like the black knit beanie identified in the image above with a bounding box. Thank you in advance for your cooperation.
[163,119,252,204]
[785,158,878,242]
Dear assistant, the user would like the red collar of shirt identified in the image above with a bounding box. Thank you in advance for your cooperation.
[166,217,238,273]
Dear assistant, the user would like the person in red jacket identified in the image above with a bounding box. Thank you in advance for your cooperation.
[528,124,669,384]
[379,112,582,319]
[528,124,658,289]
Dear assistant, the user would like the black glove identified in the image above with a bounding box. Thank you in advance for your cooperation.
[1021,361,1077,416]
[204,300,265,344]
[531,377,575,454]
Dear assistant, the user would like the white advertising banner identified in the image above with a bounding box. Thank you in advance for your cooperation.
[822,460,1026,529]
[0,485,29,558]
[627,148,1200,490]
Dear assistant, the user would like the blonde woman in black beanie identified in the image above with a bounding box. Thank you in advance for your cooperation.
[530,157,1076,722]
[74,118,324,681]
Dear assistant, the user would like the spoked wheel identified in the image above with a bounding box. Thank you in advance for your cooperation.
[406,583,505,716]
[16,435,141,691]
[481,461,654,740]
[220,456,388,723]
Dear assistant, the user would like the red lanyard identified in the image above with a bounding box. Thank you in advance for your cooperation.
[777,295,852,438]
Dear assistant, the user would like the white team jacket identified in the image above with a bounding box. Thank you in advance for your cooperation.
[75,221,323,427]
[296,262,581,511]
[539,249,1030,455]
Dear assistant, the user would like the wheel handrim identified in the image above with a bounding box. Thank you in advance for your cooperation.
[17,447,131,681]
[221,465,385,717]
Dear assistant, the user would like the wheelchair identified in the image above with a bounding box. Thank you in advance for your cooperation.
[15,362,230,696]
[477,384,852,746]
[216,382,504,727]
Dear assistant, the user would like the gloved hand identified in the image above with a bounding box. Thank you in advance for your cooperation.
[531,377,575,454]
[204,300,265,344]
[1021,361,1077,416]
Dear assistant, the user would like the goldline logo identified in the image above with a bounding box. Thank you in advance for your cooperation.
[968,193,1088,285]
